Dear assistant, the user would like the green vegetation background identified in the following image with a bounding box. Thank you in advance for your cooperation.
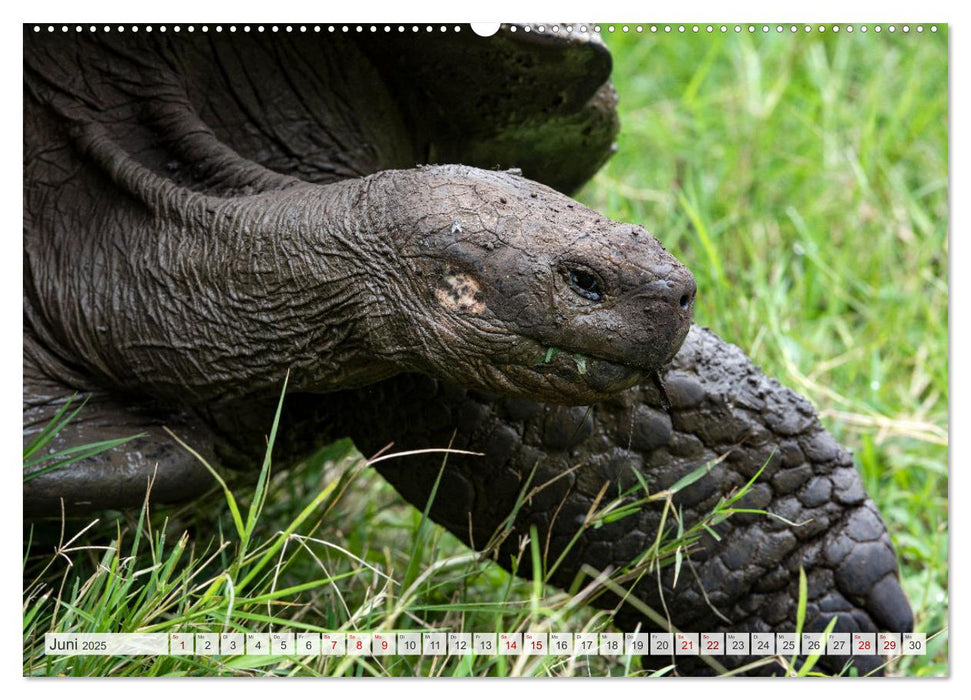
[24,26,948,676]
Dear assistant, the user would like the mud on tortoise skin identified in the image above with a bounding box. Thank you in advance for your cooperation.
[22,27,912,675]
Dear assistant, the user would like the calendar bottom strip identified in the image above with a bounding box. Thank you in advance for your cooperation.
[45,631,926,657]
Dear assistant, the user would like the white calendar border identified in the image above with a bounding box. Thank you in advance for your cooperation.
[8,0,957,693]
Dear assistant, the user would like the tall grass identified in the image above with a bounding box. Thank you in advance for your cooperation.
[23,27,948,676]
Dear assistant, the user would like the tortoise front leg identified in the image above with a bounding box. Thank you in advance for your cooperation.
[333,325,912,675]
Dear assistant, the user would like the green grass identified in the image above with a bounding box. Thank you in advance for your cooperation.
[23,27,948,676]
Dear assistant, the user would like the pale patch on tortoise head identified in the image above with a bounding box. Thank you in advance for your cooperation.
[434,272,486,315]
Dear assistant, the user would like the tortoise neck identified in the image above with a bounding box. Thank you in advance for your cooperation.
[120,178,411,404]
[29,153,409,404]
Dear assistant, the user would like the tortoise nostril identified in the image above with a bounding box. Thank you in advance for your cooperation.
[678,274,697,311]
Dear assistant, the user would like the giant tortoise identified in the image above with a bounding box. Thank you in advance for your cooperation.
[23,24,914,675]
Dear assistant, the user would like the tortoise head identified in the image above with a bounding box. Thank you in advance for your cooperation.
[376,166,695,405]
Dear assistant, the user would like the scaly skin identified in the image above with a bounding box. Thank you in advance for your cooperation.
[317,326,913,675]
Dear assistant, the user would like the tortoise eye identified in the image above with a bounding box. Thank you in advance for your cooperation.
[565,267,604,302]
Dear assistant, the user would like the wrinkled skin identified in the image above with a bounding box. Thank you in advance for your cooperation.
[25,155,693,405]
[25,34,692,406]
[22,27,912,675]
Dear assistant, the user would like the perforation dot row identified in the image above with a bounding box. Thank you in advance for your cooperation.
[30,24,939,35]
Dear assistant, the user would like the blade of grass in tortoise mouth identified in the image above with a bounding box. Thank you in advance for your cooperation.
[542,346,588,374]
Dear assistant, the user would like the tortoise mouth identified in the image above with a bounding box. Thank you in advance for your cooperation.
[535,348,646,394]
[510,335,649,398]
[484,331,685,404]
